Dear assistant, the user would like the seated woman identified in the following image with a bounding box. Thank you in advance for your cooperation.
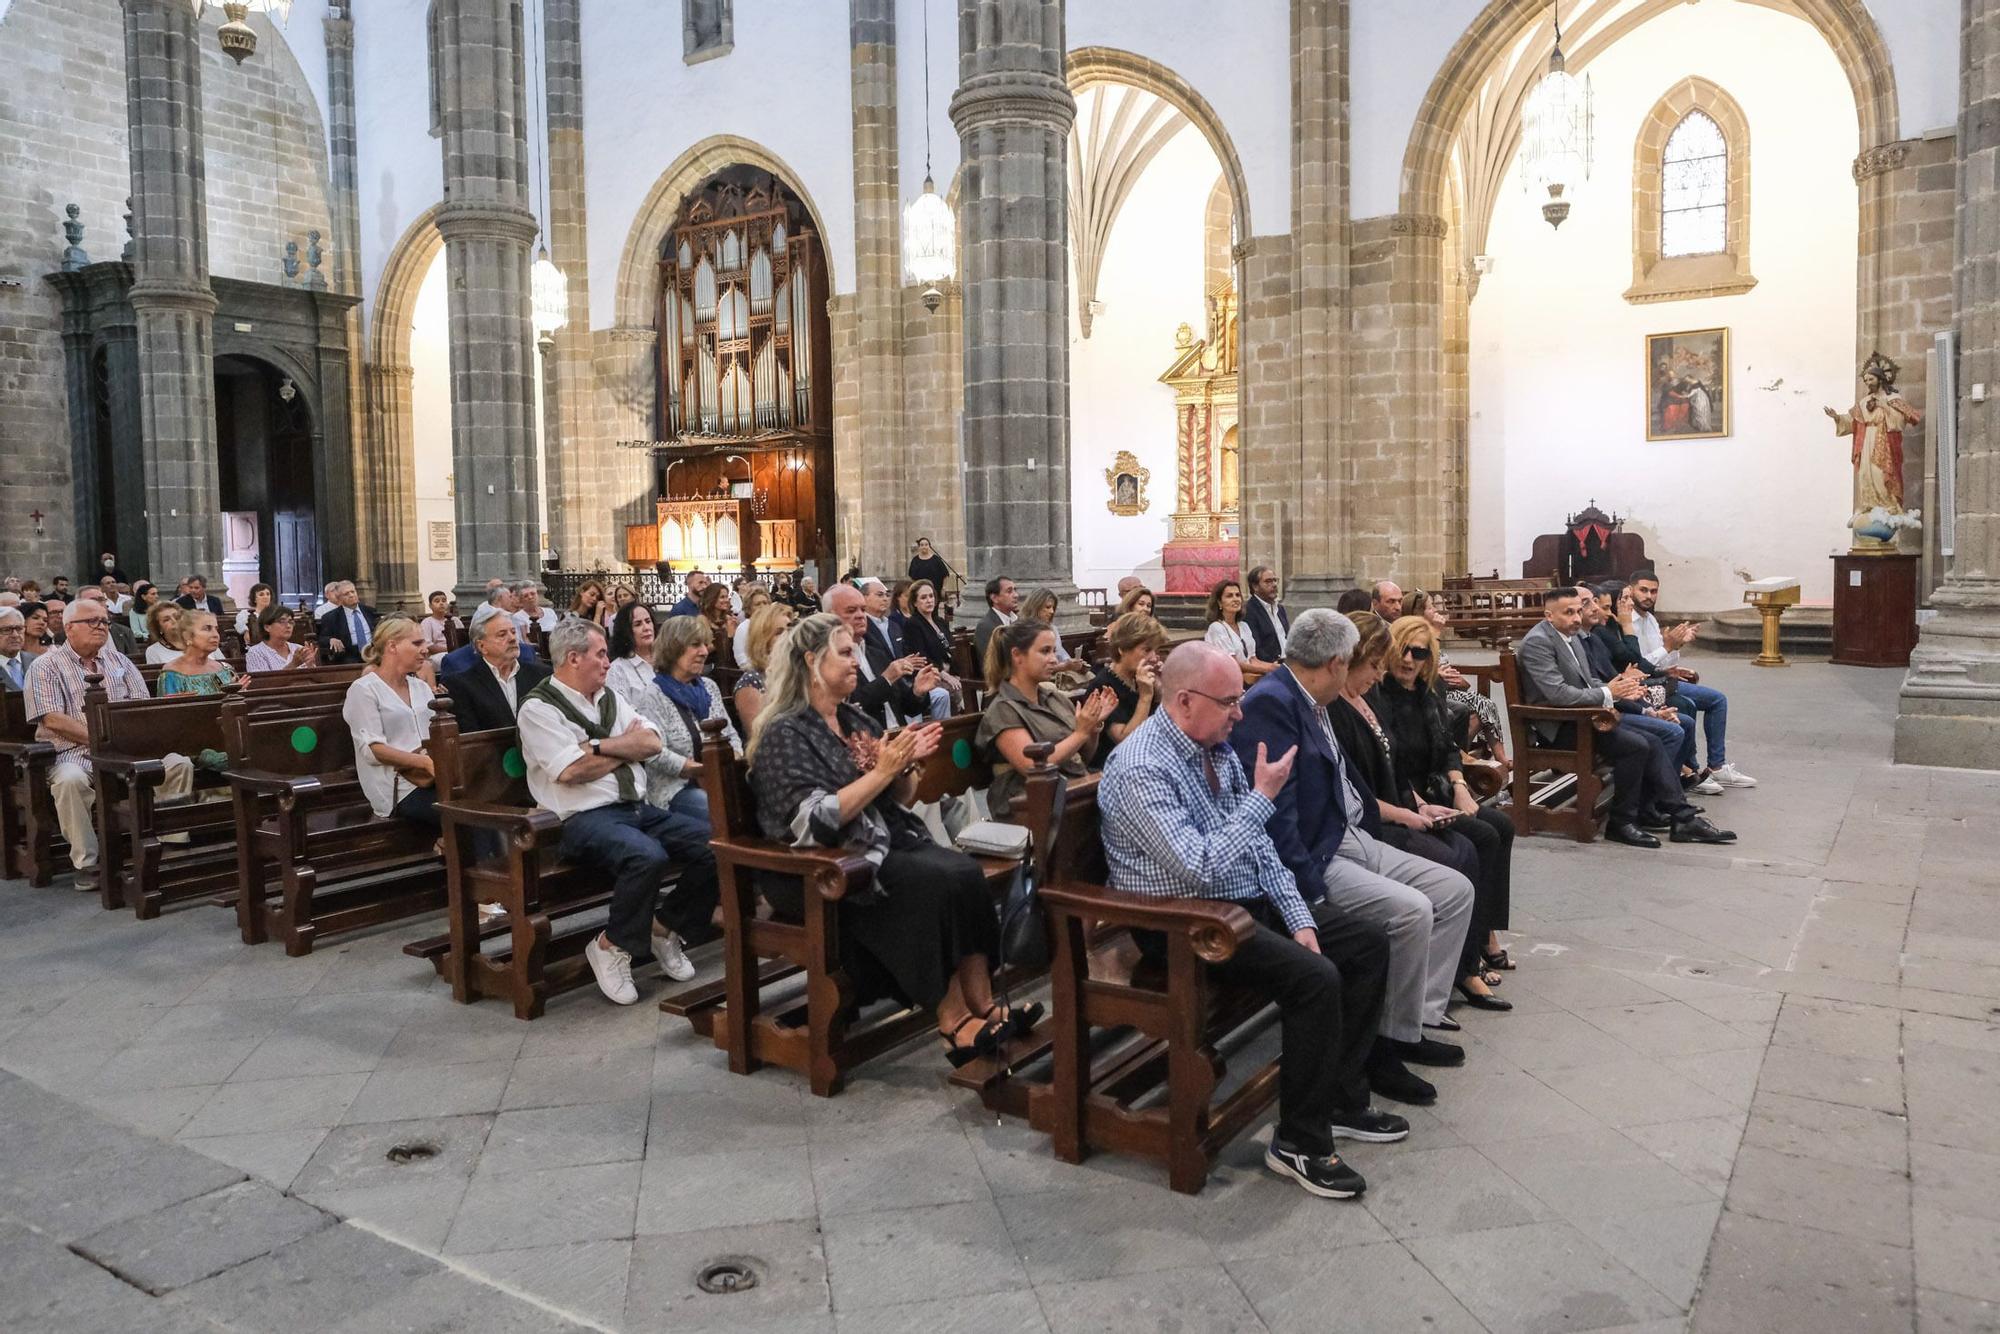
[418,590,455,658]
[1016,587,1094,684]
[246,604,317,673]
[605,584,635,627]
[127,581,161,644]
[235,583,274,644]
[1376,615,1518,1000]
[1405,588,1509,776]
[977,620,1115,819]
[342,617,441,831]
[144,602,185,665]
[898,579,964,707]
[1085,611,1170,766]
[733,601,796,733]
[1203,578,1276,685]
[569,579,607,629]
[158,611,237,697]
[605,607,740,822]
[746,612,1021,1065]
[696,583,738,669]
[1115,585,1155,620]
[732,585,771,666]
[20,602,52,650]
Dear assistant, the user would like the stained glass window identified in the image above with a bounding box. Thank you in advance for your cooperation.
[1661,111,1727,257]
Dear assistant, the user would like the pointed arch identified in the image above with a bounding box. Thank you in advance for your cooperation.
[1628,78,1755,302]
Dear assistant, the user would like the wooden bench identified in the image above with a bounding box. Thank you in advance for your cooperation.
[224,694,447,955]
[1494,649,1618,841]
[0,688,64,885]
[404,695,647,1019]
[661,712,1066,1096]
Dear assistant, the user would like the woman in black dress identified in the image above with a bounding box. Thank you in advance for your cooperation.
[899,579,965,709]
[907,537,950,591]
[745,612,1023,1064]
[1084,611,1171,766]
[1375,615,1517,1002]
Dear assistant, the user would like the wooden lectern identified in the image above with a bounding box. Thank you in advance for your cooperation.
[1742,576,1800,667]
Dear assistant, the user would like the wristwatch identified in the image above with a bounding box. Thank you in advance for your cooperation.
[589,739,603,756]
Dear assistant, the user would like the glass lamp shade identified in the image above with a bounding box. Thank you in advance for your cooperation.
[1519,48,1594,229]
[532,247,570,336]
[902,175,955,309]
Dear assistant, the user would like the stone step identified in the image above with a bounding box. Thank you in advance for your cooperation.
[1701,606,1834,655]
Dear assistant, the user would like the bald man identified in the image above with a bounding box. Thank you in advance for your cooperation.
[1370,581,1404,620]
[1099,642,1403,1199]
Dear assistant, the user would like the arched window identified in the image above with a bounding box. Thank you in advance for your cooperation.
[1627,79,1755,303]
[1661,112,1728,257]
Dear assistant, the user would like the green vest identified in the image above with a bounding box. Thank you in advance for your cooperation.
[524,677,638,804]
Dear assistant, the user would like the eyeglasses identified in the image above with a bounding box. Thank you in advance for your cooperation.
[69,617,110,629]
[1404,645,1432,661]
[1185,687,1243,711]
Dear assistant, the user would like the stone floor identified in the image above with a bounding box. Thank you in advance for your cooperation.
[2,653,1998,1333]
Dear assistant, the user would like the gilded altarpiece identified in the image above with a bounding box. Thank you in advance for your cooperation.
[1156,287,1240,593]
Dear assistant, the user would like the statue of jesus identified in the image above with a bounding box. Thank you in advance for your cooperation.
[1824,351,1922,551]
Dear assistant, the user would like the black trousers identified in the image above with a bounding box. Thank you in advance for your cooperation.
[1208,901,1390,1158]
[1590,722,1681,820]
[1388,813,1512,974]
[391,785,442,831]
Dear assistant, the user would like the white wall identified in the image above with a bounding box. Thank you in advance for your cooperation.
[583,0,855,326]
[1068,120,1220,590]
[352,0,443,339]
[1349,0,1959,219]
[409,253,456,600]
[1468,2,1858,611]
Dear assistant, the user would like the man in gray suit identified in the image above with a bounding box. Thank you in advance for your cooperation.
[0,607,36,691]
[1516,587,1734,849]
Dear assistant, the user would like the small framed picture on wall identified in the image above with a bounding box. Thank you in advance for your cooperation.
[1645,327,1730,441]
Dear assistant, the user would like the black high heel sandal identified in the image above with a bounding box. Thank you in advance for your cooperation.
[1482,948,1517,972]
[987,1002,1045,1043]
[1453,979,1513,1012]
[942,1014,1002,1068]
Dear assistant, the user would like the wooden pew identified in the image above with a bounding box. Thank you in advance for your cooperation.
[661,712,1063,1097]
[409,695,643,1019]
[1493,649,1618,841]
[224,692,447,955]
[0,688,64,885]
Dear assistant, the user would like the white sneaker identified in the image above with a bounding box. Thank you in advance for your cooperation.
[656,931,696,983]
[1690,775,1724,795]
[584,935,639,1005]
[1710,763,1758,788]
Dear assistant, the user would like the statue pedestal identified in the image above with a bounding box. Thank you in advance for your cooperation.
[1831,553,1918,667]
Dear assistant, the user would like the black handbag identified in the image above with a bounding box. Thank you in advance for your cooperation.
[996,860,1049,973]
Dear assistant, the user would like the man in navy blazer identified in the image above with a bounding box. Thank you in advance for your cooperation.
[1242,565,1291,665]
[1231,608,1475,1103]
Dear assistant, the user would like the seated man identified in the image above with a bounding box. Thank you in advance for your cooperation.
[1578,585,1700,783]
[441,603,550,733]
[1629,570,1754,788]
[1100,641,1403,1200]
[0,606,35,690]
[24,600,193,877]
[825,583,942,726]
[1370,581,1404,620]
[1516,588,1734,849]
[439,591,542,677]
[974,576,1019,661]
[858,577,949,720]
[315,581,381,666]
[511,581,559,636]
[175,574,225,617]
[667,569,708,620]
[1232,609,1475,1106]
[516,619,720,998]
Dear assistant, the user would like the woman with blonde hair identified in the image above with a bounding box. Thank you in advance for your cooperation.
[1115,585,1155,619]
[732,600,796,731]
[342,617,441,831]
[1404,589,1508,774]
[1084,611,1171,765]
[158,609,236,697]
[570,579,608,624]
[732,585,772,666]
[1016,586,1093,683]
[745,613,1019,1066]
[604,609,740,823]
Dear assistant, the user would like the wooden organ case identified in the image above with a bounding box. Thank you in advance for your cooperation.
[628,171,834,574]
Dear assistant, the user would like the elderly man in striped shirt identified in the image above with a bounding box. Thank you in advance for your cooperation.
[1099,641,1404,1200]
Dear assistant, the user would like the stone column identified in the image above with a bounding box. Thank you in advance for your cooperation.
[433,0,544,598]
[844,0,909,577]
[593,327,660,559]
[949,0,1077,600]
[122,0,221,583]
[365,362,420,603]
[1896,0,2000,767]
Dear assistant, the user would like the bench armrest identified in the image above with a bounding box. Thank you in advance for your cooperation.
[1510,703,1618,728]
[708,836,877,901]
[1038,880,1256,964]
[224,766,330,800]
[438,798,564,844]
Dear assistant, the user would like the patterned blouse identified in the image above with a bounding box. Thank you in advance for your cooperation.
[748,704,928,870]
[159,664,237,697]
[604,654,742,808]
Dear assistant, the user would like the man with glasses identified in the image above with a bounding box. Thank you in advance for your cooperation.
[1100,641,1400,1200]
[0,607,36,691]
[23,600,193,877]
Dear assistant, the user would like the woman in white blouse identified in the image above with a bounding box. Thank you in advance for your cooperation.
[234,583,274,642]
[604,607,740,821]
[341,617,441,831]
[1203,577,1276,686]
[245,604,316,673]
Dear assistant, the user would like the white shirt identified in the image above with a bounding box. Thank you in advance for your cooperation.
[145,641,179,665]
[1560,633,1616,708]
[313,599,336,620]
[485,656,522,712]
[516,675,658,819]
[732,618,753,667]
[513,606,559,634]
[1631,610,1681,669]
[343,673,436,819]
[1205,620,1257,662]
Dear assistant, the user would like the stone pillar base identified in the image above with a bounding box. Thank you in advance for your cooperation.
[1286,573,1359,610]
[1895,598,2000,769]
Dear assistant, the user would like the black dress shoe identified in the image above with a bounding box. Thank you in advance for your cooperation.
[1364,1054,1438,1106]
[1607,821,1661,848]
[1453,980,1513,1011]
[1425,1015,1462,1032]
[1391,1036,1466,1068]
[1671,814,1737,844]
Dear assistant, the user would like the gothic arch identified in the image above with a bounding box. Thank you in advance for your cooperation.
[1065,46,1255,244]
[1399,0,1897,220]
[1627,78,1756,303]
[613,137,836,330]
[368,202,445,372]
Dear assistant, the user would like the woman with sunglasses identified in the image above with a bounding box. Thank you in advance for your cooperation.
[1375,616,1517,999]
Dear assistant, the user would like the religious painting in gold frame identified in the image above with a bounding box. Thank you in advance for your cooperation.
[1645,326,1730,441]
[1105,451,1151,515]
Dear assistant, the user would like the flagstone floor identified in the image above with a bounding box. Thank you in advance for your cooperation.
[1,653,1997,1332]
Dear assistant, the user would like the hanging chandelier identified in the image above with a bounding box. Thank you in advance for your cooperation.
[526,0,568,337]
[1519,0,1594,229]
[901,0,955,312]
[532,244,569,336]
[186,1,293,65]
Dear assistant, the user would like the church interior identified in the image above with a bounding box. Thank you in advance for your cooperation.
[1,2,1999,1330]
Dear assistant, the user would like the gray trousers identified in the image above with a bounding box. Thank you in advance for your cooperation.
[1323,827,1476,1042]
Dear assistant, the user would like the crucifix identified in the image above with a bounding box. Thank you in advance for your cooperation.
[28,509,45,535]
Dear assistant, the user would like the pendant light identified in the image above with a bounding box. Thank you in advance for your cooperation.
[1520,0,1594,229]
[527,0,568,335]
[902,1,955,312]
[186,0,293,65]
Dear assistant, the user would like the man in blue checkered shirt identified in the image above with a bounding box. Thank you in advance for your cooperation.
[1100,641,1403,1199]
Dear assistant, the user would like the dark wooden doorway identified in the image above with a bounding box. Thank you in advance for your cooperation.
[215,355,321,602]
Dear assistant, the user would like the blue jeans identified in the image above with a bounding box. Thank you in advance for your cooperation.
[666,782,708,823]
[558,800,718,961]
[1670,682,1728,766]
